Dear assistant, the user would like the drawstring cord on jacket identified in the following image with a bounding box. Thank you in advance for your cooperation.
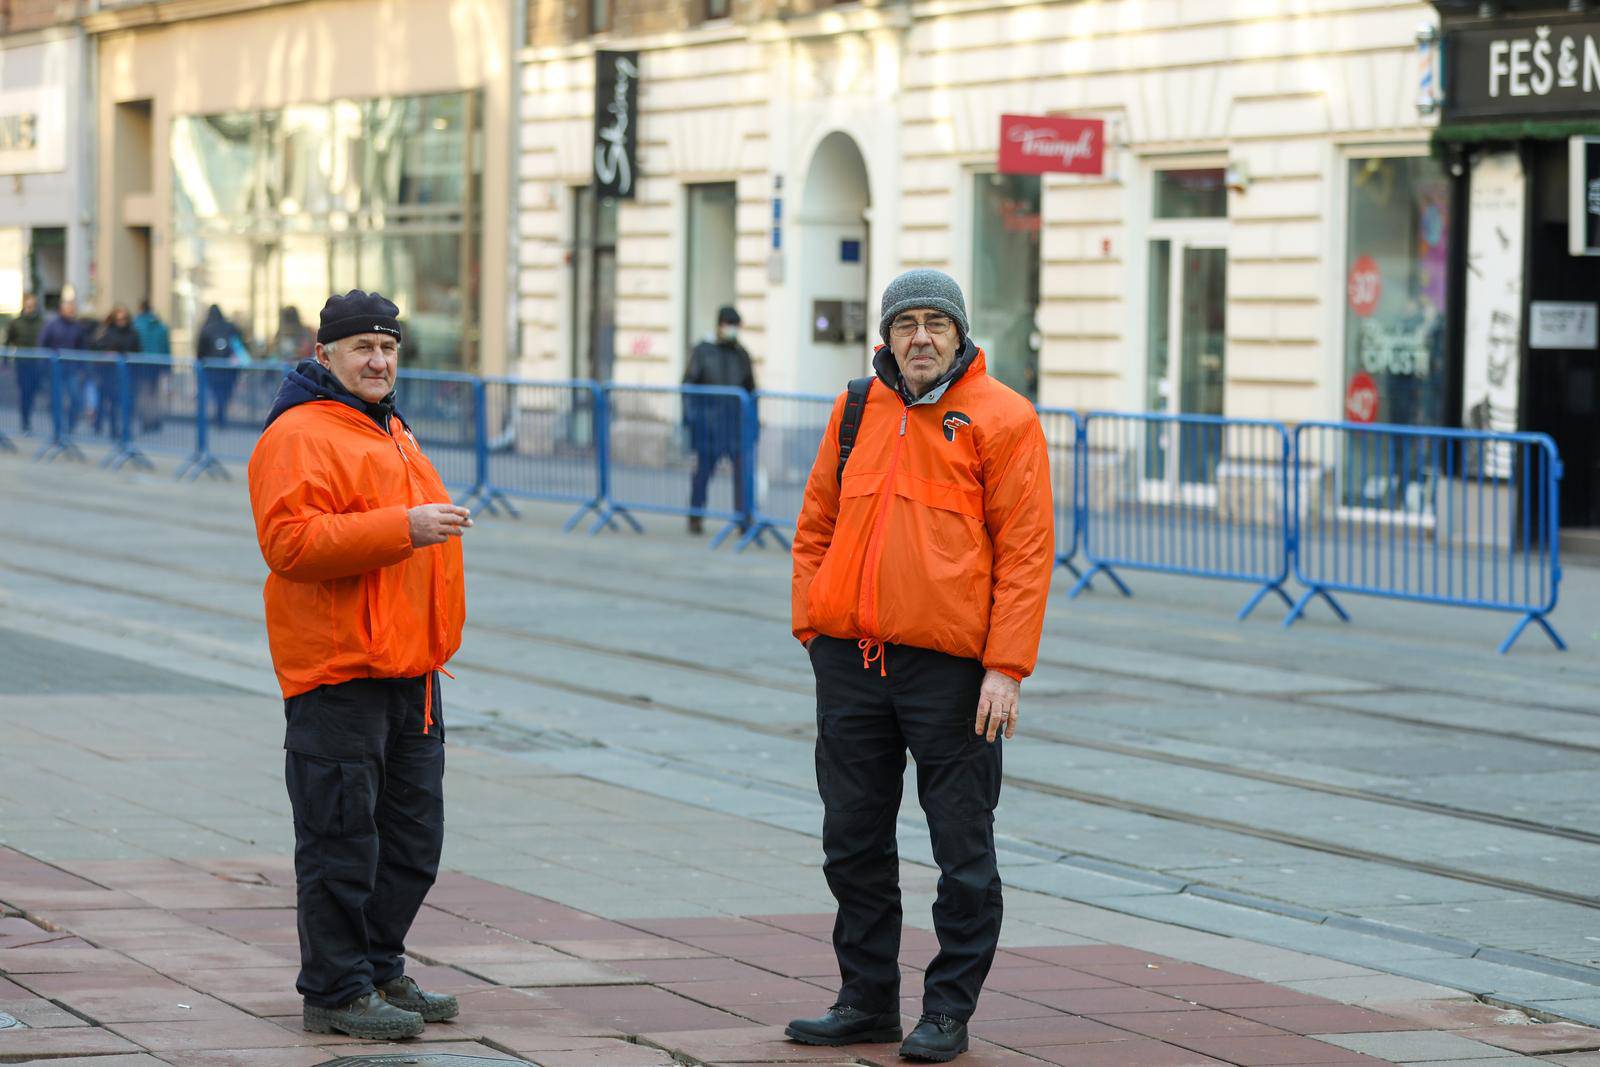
[423,667,456,734]
[858,638,886,677]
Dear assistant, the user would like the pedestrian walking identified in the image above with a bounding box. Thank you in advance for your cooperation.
[5,293,44,434]
[682,304,755,534]
[247,290,470,1041]
[786,269,1055,1062]
[196,304,242,426]
[38,297,92,432]
[90,305,140,437]
[130,300,171,432]
[271,305,315,363]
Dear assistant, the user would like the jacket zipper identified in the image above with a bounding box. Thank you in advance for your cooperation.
[858,403,909,637]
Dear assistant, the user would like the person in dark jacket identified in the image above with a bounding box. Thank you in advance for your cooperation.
[130,301,170,431]
[682,305,756,534]
[196,304,242,426]
[39,298,93,431]
[91,305,141,437]
[6,293,44,434]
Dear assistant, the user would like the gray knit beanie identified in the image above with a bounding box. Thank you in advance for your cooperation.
[878,269,970,345]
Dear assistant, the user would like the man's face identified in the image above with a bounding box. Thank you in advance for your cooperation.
[318,332,399,404]
[59,299,76,320]
[888,307,960,398]
[22,295,36,315]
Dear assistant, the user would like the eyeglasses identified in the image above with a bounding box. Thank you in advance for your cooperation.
[889,316,954,338]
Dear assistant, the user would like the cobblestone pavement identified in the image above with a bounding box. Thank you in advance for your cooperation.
[1,450,1599,1065]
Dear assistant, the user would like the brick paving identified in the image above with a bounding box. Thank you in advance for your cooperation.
[5,847,1600,1066]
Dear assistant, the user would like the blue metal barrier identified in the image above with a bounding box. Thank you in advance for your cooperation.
[1036,407,1083,577]
[748,389,834,550]
[475,377,601,521]
[390,369,480,493]
[587,383,769,549]
[0,349,51,449]
[121,355,200,468]
[1290,422,1564,653]
[36,350,120,463]
[1073,411,1295,619]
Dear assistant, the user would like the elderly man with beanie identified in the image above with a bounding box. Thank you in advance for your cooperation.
[682,304,756,534]
[786,269,1054,1062]
[247,291,471,1041]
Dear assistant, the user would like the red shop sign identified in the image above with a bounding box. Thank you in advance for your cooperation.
[1345,371,1380,424]
[999,114,1105,176]
[1347,255,1382,318]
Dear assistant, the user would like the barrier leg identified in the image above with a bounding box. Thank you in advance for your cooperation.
[1499,612,1567,655]
[175,453,229,481]
[1069,563,1130,599]
[0,429,14,453]
[708,520,740,550]
[1237,581,1295,622]
[563,499,604,532]
[1283,586,1349,629]
[1057,554,1084,580]
[735,520,788,553]
[107,448,155,473]
[586,504,643,535]
[478,489,520,518]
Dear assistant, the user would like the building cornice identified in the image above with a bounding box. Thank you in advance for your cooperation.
[518,4,911,64]
[81,0,312,36]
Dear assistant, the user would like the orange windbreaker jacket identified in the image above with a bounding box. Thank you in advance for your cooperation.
[792,346,1055,680]
[247,383,465,703]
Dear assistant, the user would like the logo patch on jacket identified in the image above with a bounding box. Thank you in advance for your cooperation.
[942,411,972,442]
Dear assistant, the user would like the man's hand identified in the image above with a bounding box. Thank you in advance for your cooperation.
[975,669,1020,743]
[408,503,473,547]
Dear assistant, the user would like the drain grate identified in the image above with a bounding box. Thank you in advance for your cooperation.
[319,1055,534,1067]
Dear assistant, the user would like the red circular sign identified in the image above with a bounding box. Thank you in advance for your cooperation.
[1345,372,1379,424]
[1347,255,1382,318]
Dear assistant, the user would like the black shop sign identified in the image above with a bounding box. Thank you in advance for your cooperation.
[593,50,639,199]
[1446,20,1600,121]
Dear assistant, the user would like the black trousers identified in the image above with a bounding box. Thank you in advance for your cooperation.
[689,440,749,518]
[284,675,445,1008]
[809,636,1003,1023]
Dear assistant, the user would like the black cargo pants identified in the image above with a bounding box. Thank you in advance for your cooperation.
[284,674,445,1008]
[809,635,1003,1023]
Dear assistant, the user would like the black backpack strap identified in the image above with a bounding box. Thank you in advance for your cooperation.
[835,376,874,484]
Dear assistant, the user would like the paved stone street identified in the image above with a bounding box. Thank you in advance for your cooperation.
[2,450,1600,1065]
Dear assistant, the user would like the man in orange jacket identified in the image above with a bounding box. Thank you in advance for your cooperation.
[786,270,1054,1062]
[248,290,469,1041]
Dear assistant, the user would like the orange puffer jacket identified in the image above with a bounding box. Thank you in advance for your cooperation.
[792,347,1054,680]
[247,399,465,705]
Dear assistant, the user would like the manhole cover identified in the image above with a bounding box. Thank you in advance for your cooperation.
[0,1012,21,1029]
[320,1056,532,1067]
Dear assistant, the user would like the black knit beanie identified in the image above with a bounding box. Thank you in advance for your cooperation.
[317,290,402,345]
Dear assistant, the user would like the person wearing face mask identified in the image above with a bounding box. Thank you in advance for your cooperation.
[682,305,756,534]
[787,269,1054,1062]
[247,291,470,1042]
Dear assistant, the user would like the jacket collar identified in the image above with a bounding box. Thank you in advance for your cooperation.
[263,358,402,433]
[871,336,984,407]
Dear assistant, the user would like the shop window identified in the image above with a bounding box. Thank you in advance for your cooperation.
[971,172,1041,398]
[685,182,737,352]
[701,0,730,19]
[169,91,481,370]
[1343,156,1450,429]
[1153,168,1226,219]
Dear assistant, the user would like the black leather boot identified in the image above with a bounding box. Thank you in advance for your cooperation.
[900,1013,968,1061]
[378,975,460,1022]
[785,1003,904,1045]
[303,990,424,1039]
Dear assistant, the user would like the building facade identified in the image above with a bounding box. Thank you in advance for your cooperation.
[84,0,516,371]
[516,0,1441,431]
[0,0,93,315]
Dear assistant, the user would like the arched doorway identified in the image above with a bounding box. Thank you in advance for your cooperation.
[797,131,871,394]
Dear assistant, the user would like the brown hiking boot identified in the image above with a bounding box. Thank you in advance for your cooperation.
[303,990,423,1039]
[378,975,460,1022]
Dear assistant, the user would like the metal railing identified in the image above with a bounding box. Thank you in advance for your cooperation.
[1292,422,1564,653]
[0,353,1567,653]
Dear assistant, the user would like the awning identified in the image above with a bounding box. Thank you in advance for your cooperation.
[1433,118,1600,146]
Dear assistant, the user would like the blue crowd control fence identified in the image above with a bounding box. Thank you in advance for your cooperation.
[391,369,480,493]
[0,349,52,447]
[585,383,771,549]
[1036,407,1083,577]
[476,378,601,518]
[1291,422,1564,654]
[38,350,129,463]
[122,355,198,469]
[1073,412,1295,620]
[204,363,289,468]
[749,389,835,549]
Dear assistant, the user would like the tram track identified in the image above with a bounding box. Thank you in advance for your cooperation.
[3,539,1600,916]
